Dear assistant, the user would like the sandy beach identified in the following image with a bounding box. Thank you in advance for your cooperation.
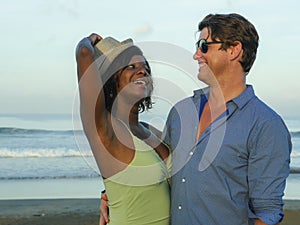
[0,199,100,225]
[0,198,299,225]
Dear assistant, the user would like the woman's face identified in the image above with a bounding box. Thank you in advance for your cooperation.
[116,55,153,100]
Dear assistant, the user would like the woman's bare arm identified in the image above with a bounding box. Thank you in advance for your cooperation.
[75,34,112,139]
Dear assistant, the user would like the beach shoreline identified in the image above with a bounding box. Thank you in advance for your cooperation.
[0,198,299,225]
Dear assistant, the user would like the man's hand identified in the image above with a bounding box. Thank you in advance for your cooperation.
[99,192,110,225]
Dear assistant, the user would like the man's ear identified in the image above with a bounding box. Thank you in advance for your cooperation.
[229,41,243,61]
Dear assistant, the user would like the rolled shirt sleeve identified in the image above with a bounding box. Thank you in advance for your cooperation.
[248,117,292,224]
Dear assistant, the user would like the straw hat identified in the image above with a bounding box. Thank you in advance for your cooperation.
[94,37,134,81]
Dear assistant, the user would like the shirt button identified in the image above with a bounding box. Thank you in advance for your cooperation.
[182,178,186,183]
[189,151,194,156]
[178,205,182,210]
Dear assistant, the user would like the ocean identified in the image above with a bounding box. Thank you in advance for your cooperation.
[0,113,299,200]
[0,113,103,200]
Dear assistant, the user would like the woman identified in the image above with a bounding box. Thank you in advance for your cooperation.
[75,33,170,225]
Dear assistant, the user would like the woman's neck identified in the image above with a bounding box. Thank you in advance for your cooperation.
[114,102,140,127]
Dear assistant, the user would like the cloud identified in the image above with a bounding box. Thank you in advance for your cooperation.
[36,0,79,19]
[133,23,153,39]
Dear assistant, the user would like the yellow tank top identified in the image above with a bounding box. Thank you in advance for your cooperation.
[103,132,170,225]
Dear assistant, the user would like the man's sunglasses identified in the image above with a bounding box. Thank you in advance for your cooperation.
[195,38,223,53]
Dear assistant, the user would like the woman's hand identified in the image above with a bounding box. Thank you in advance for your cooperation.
[76,33,102,59]
[88,33,102,46]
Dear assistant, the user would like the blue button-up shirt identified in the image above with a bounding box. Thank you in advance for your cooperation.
[164,85,291,225]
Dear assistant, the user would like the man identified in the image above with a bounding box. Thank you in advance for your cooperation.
[165,13,291,225]
[100,13,291,225]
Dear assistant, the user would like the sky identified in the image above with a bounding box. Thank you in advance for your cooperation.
[1,0,300,118]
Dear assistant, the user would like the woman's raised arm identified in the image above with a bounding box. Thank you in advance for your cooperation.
[75,33,113,142]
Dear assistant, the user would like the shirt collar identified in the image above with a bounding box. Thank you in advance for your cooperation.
[229,85,256,109]
[193,85,256,110]
[193,86,210,99]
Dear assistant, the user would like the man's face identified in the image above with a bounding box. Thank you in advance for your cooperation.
[193,27,228,85]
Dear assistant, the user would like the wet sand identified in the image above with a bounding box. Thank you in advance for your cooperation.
[0,198,299,225]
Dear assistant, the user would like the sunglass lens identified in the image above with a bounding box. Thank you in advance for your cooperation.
[200,39,208,53]
[196,39,208,53]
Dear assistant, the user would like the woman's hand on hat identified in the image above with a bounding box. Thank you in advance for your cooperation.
[76,34,101,57]
[88,33,102,46]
